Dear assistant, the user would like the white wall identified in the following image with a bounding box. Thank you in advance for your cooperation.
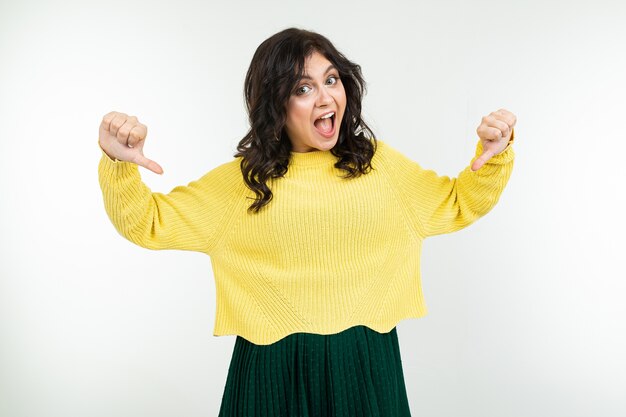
[1,0,624,416]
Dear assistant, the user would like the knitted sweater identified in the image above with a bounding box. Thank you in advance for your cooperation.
[98,133,515,345]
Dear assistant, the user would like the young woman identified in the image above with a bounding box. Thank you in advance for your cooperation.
[98,27,516,417]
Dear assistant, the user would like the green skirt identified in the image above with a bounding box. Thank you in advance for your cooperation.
[217,325,412,416]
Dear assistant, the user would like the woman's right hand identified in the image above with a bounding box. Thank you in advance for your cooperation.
[99,111,164,175]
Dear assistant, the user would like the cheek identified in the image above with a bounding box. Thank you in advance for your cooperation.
[336,92,347,128]
[287,102,310,127]
[336,87,347,109]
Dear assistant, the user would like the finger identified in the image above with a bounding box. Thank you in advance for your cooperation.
[471,149,495,172]
[100,111,122,137]
[482,113,512,134]
[494,109,517,130]
[486,118,512,139]
[132,153,164,175]
[116,116,139,146]
[127,124,147,148]
[477,125,505,141]
[110,113,129,137]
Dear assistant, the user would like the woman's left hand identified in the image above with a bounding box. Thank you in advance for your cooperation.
[471,108,517,171]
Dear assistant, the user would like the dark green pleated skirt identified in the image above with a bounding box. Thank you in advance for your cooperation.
[217,325,412,416]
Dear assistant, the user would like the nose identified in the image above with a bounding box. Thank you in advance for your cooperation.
[316,86,334,107]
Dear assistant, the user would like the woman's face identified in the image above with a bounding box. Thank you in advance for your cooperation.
[284,51,346,153]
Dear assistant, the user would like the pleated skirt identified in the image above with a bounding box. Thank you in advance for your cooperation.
[217,325,412,417]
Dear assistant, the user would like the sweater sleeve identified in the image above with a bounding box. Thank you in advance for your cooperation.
[97,143,240,253]
[378,131,515,238]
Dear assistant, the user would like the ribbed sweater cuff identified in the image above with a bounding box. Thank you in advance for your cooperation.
[466,130,515,177]
[473,130,516,166]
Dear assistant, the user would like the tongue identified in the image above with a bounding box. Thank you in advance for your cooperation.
[314,117,333,134]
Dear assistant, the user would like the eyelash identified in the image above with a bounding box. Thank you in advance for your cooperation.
[295,75,339,95]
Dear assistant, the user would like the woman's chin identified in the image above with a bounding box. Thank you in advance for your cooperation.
[315,136,338,150]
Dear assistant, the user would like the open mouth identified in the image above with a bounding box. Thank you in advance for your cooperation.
[313,112,336,137]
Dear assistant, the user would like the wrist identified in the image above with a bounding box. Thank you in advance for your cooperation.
[98,141,118,162]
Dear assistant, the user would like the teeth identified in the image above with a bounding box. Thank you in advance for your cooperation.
[318,112,334,120]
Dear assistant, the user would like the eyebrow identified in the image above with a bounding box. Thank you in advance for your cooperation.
[300,64,337,81]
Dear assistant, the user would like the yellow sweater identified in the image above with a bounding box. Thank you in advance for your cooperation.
[98,134,515,345]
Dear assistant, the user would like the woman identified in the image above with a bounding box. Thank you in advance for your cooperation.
[97,27,516,416]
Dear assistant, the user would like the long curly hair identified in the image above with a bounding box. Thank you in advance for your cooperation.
[234,27,377,213]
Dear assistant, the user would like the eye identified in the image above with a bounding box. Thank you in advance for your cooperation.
[294,75,340,96]
[295,85,311,95]
[327,75,339,85]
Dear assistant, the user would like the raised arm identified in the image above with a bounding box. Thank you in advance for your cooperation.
[378,109,516,238]
[97,111,240,253]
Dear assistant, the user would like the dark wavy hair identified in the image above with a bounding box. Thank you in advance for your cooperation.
[234,27,377,213]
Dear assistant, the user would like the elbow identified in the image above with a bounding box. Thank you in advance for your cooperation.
[109,207,159,250]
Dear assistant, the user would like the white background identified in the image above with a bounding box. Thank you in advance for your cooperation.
[1,0,625,416]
